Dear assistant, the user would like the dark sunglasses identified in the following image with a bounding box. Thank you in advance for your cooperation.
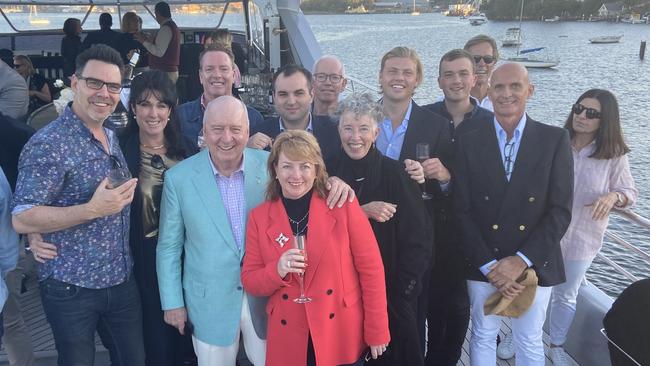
[151,154,169,179]
[572,103,602,119]
[473,55,495,64]
[13,64,24,69]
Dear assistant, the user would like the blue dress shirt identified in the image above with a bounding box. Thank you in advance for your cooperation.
[376,102,413,161]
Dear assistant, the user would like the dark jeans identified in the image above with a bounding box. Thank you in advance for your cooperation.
[40,276,145,366]
[306,333,365,366]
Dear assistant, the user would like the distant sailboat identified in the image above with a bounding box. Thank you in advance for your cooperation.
[505,0,559,68]
[29,5,50,26]
[411,0,420,16]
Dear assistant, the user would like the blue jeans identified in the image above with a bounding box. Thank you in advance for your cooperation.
[40,276,145,366]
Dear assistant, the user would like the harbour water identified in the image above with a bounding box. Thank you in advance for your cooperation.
[1,11,648,295]
[308,13,650,295]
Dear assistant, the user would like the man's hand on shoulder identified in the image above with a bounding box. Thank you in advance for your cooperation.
[325,176,355,209]
[246,132,273,150]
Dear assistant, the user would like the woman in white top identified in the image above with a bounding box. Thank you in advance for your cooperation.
[548,89,638,365]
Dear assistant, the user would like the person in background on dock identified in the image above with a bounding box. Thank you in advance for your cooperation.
[61,18,83,84]
[11,45,145,366]
[247,64,341,170]
[423,48,493,366]
[136,1,180,83]
[82,13,120,51]
[311,55,347,118]
[463,34,499,112]
[177,45,264,147]
[454,62,573,366]
[13,55,52,116]
[546,89,637,366]
[376,46,452,359]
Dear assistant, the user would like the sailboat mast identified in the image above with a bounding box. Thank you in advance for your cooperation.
[516,0,524,55]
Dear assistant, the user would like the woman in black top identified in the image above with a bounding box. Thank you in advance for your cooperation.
[120,70,196,366]
[331,93,432,366]
[116,12,149,70]
[13,55,51,115]
[61,18,83,82]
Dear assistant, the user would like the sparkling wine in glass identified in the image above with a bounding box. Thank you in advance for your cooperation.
[293,235,312,304]
[416,143,433,200]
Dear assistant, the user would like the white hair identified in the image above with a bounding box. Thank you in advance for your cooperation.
[313,55,346,77]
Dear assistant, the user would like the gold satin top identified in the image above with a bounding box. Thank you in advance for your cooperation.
[139,150,180,238]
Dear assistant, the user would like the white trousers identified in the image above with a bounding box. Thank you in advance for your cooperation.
[549,259,593,346]
[192,296,266,366]
[467,280,552,366]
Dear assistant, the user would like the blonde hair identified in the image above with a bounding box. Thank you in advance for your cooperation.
[379,46,423,89]
[13,55,35,76]
[121,12,140,33]
[265,130,329,201]
[205,29,233,51]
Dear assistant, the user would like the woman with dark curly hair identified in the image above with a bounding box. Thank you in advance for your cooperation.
[120,70,197,366]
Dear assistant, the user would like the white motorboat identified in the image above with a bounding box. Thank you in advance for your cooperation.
[502,27,522,47]
[507,47,560,68]
[468,13,487,25]
[544,15,560,22]
[590,35,623,44]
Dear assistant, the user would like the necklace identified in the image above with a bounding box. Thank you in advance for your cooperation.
[140,143,166,150]
[288,211,309,236]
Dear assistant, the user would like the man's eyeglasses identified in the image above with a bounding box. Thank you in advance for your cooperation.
[473,55,496,65]
[77,76,123,94]
[151,154,169,179]
[504,141,515,179]
[313,73,344,84]
[572,103,602,119]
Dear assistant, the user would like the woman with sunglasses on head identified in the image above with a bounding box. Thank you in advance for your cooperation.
[546,89,637,366]
[13,55,52,115]
[121,69,197,366]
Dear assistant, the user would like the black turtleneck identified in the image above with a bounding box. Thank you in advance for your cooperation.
[281,188,313,236]
[336,146,382,198]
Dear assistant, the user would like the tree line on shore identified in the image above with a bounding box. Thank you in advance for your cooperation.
[301,0,650,19]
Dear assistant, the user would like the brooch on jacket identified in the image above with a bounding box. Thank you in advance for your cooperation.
[275,233,289,247]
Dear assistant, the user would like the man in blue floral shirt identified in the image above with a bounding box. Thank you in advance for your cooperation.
[12,45,145,365]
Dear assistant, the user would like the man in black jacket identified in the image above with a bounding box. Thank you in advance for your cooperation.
[247,64,341,170]
[454,62,573,366]
[82,13,120,51]
[375,46,452,363]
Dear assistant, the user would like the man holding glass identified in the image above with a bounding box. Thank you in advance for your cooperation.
[454,62,573,366]
[11,45,144,365]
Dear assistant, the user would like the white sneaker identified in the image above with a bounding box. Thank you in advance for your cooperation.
[550,347,572,365]
[496,332,515,360]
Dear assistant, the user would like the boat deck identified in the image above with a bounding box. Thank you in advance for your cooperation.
[0,274,579,366]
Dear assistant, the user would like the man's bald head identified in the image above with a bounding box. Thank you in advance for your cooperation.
[488,62,534,125]
[203,96,249,175]
[203,95,249,127]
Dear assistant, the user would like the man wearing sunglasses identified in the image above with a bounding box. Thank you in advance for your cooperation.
[423,48,493,366]
[311,55,347,117]
[463,34,499,112]
[0,58,28,122]
[12,45,145,365]
[454,62,573,366]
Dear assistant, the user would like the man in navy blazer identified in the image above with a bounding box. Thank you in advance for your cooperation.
[247,64,341,170]
[177,46,263,148]
[454,63,573,366]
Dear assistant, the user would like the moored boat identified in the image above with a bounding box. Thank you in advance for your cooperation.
[589,35,623,44]
[502,27,522,47]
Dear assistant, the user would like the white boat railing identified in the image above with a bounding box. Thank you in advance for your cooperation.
[597,209,650,284]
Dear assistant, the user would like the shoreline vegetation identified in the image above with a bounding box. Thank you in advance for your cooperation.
[301,0,650,20]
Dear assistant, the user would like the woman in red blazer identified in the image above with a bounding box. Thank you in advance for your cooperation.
[242,130,390,366]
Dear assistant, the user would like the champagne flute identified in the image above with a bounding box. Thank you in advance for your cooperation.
[416,143,433,200]
[293,235,312,303]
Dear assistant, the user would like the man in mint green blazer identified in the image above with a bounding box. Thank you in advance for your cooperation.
[157,96,270,364]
